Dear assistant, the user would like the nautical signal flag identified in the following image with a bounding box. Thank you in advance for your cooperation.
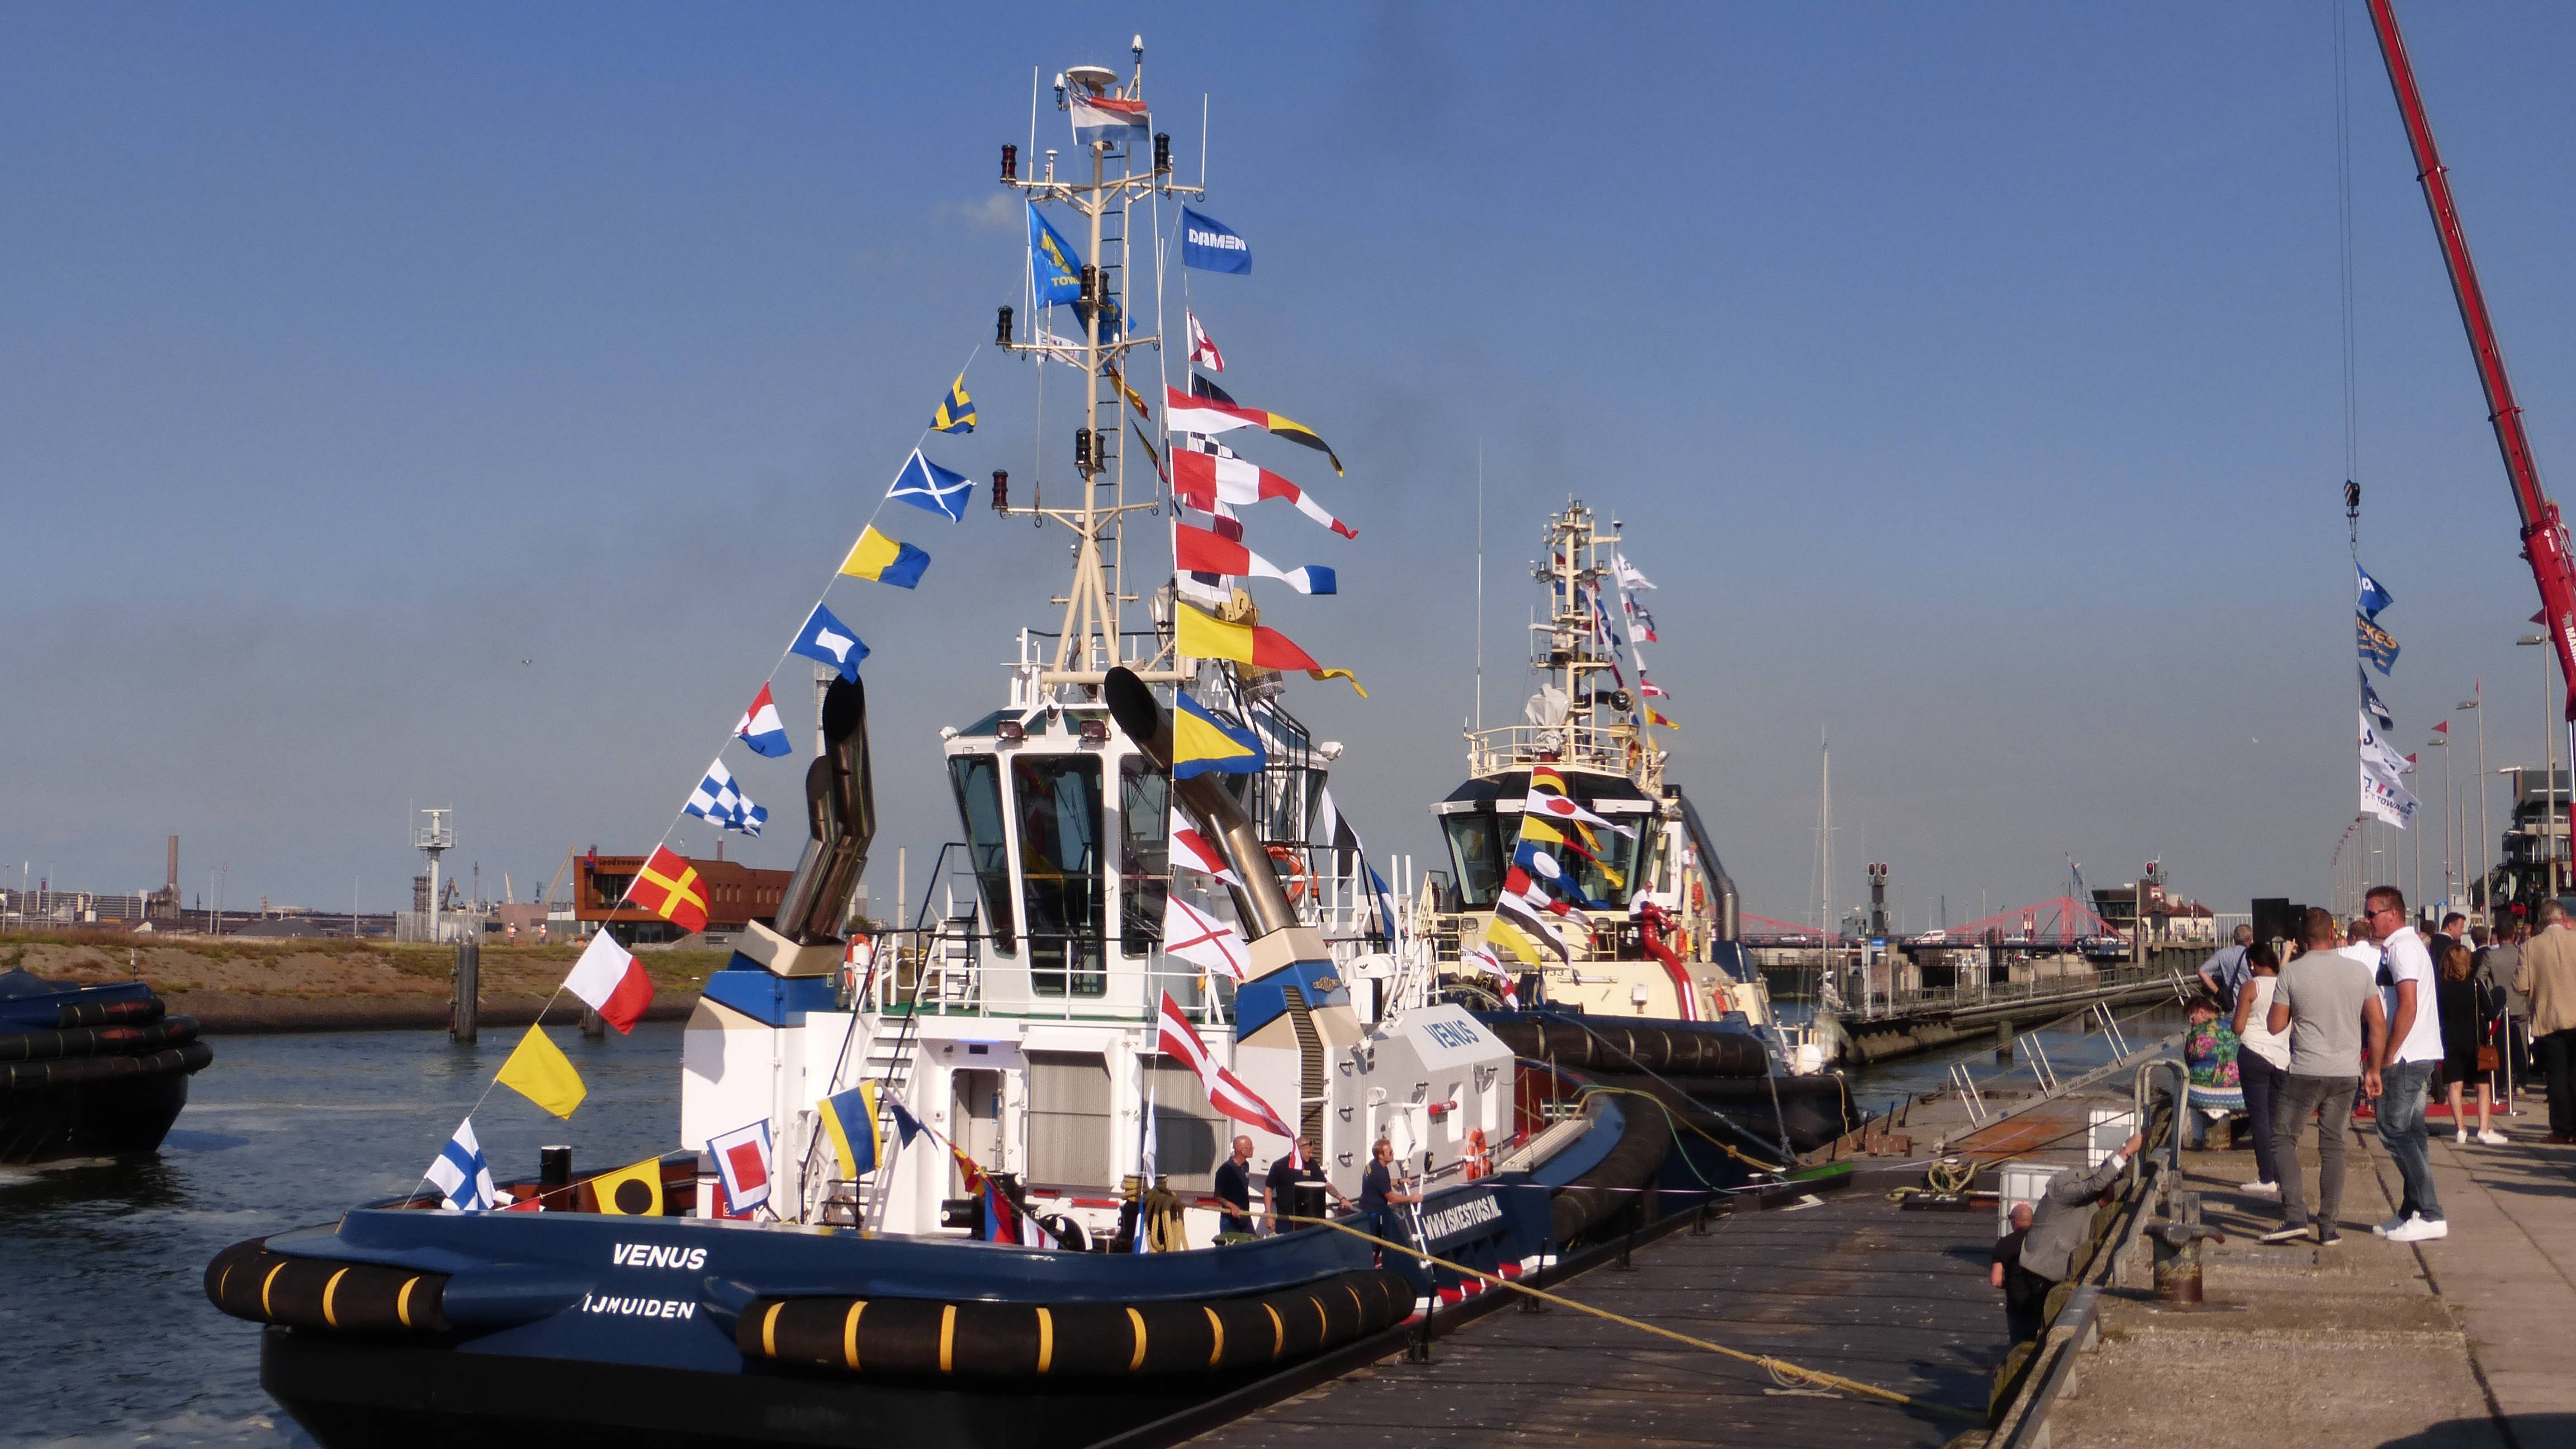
[1486,868,1574,966]
[817,1082,884,1180]
[1172,520,1335,595]
[792,602,869,682]
[840,525,931,589]
[1172,446,1356,539]
[631,845,711,935]
[1175,602,1363,694]
[735,683,792,758]
[590,1156,664,1216]
[1163,387,1344,475]
[564,932,654,1034]
[1186,310,1224,372]
[1169,824,1244,886]
[426,1116,499,1213]
[496,1024,587,1119]
[1156,992,1297,1141]
[708,1120,773,1214]
[1646,706,1679,730]
[1180,206,1251,274]
[1162,894,1251,982]
[686,758,768,837]
[887,448,974,522]
[1172,692,1267,779]
[1029,202,1083,305]
[930,375,976,434]
[2357,613,2400,675]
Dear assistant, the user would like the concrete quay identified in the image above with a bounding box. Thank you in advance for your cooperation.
[2038,1098,2576,1448]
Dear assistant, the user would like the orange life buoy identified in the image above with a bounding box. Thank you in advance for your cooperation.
[1267,845,1312,903]
[1464,1128,1490,1180]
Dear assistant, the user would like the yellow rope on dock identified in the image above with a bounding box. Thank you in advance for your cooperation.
[1274,1214,1982,1423]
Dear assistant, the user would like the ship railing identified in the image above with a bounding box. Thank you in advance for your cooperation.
[1465,723,1643,780]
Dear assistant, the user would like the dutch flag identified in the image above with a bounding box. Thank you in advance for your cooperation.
[735,683,792,758]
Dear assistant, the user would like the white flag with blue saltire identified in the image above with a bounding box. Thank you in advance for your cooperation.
[427,1116,499,1212]
[686,759,768,837]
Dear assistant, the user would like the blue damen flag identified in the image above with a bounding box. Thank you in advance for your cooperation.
[1029,203,1082,306]
[2357,561,2395,620]
[2357,613,2400,675]
[1180,207,1251,275]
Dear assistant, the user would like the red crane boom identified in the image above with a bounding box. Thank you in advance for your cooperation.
[2366,0,2576,719]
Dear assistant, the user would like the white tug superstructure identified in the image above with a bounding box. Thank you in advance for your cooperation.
[681,45,1509,1248]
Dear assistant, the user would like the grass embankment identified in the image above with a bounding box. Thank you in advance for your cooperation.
[0,931,728,1034]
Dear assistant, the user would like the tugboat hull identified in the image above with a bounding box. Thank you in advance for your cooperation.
[263,1329,1285,1449]
[0,970,210,1163]
[0,1067,195,1163]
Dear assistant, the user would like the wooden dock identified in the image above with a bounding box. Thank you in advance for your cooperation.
[1180,1178,2003,1448]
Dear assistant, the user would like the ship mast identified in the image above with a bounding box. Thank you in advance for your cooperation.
[998,41,1202,693]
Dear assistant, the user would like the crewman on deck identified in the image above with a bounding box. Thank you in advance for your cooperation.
[1359,1138,1420,1256]
[1213,1136,1256,1237]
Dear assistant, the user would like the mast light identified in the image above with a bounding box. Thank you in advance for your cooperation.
[991,470,1008,512]
[1000,143,1017,182]
[995,305,1013,346]
[1153,132,1171,175]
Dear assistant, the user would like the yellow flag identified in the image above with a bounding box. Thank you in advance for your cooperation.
[590,1155,664,1216]
[495,1024,586,1119]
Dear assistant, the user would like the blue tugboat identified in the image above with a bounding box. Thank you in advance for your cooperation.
[1,969,210,1163]
[205,43,1754,1447]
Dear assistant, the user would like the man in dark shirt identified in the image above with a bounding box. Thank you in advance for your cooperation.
[1358,1138,1420,1248]
[1990,1202,2048,1346]
[1212,1135,1255,1237]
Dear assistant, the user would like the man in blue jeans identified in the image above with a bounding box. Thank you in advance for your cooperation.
[2364,885,2448,1243]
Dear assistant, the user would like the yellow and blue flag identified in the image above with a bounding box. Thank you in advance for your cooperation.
[931,375,976,434]
[1029,203,1082,306]
[839,525,930,589]
[1171,692,1265,779]
[817,1081,884,1180]
[2357,613,2400,675]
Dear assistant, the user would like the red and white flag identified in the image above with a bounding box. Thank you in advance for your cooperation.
[563,932,654,1034]
[1186,310,1224,372]
[1156,993,1298,1142]
[1172,447,1356,539]
[1164,385,1267,437]
[1169,825,1243,886]
[1162,894,1250,982]
[1070,92,1149,149]
[1172,520,1336,595]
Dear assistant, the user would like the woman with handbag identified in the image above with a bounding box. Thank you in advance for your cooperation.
[2437,940,2507,1145]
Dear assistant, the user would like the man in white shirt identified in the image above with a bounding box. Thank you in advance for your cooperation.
[2364,885,2447,1243]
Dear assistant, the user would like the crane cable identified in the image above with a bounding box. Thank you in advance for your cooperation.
[1272,1213,1981,1423]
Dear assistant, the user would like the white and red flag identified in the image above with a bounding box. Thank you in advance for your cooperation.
[1172,447,1357,539]
[1172,520,1336,595]
[1186,310,1224,372]
[1162,894,1251,982]
[1156,992,1298,1142]
[1169,825,1244,886]
[563,932,655,1034]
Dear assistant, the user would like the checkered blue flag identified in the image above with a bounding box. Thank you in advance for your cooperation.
[685,759,768,837]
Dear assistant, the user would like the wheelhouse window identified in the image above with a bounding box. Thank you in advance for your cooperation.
[1441,809,1507,909]
[1120,757,1168,958]
[1014,754,1105,996]
[949,755,1016,952]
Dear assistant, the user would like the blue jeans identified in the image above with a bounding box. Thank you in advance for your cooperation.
[2237,1050,2286,1186]
[2375,1059,2445,1223]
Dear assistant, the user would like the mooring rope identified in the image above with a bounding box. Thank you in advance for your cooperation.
[1273,1213,1982,1423]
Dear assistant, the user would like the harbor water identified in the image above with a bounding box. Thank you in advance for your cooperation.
[2,1008,2179,1446]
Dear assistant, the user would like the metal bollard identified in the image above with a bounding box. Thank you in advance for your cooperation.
[2149,1190,2225,1305]
[580,1006,605,1040]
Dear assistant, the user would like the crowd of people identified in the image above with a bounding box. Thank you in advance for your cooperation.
[1999,886,2576,1339]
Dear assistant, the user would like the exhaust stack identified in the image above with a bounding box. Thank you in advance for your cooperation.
[771,677,875,944]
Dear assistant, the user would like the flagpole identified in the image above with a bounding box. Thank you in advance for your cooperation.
[1474,437,1484,732]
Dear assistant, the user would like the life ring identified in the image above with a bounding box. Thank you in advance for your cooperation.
[1464,1128,1490,1181]
[1267,846,1312,903]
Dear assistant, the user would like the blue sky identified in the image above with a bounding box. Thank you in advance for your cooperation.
[7,3,2576,927]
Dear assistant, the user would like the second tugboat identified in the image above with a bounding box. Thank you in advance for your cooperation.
[1427,501,1858,1155]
